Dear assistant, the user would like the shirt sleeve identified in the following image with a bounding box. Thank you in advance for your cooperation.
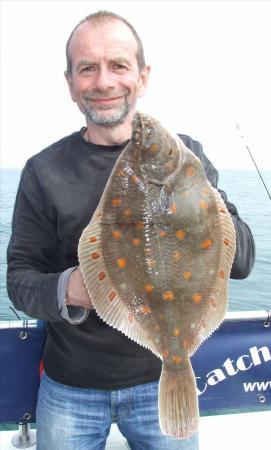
[6,161,89,323]
[57,267,90,324]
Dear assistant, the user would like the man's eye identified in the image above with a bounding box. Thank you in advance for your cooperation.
[81,66,95,72]
[113,64,127,71]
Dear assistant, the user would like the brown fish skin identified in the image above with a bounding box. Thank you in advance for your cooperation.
[78,112,236,439]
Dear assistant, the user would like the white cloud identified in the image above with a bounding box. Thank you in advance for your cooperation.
[1,0,271,169]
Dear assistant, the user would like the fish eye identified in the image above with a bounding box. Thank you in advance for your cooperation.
[168,148,175,157]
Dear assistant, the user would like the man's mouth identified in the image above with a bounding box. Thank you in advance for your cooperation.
[85,92,126,104]
[87,95,123,104]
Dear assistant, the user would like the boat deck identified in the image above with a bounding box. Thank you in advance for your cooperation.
[1,410,270,449]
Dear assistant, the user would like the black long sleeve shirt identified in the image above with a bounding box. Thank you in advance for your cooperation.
[6,130,255,388]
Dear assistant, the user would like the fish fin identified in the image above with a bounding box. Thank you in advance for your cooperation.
[78,217,160,357]
[159,358,199,439]
[190,188,237,352]
[194,188,236,345]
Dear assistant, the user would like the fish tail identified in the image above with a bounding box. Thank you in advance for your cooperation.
[158,357,199,439]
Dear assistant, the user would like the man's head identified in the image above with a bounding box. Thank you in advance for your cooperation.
[66,11,146,75]
[65,11,150,129]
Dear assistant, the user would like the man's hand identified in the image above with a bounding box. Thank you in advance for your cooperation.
[66,267,93,309]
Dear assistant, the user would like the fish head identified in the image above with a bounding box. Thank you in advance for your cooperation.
[131,112,181,185]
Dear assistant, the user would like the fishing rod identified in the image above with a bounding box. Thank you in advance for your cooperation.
[236,124,271,200]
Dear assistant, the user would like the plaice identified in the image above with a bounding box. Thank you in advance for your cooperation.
[78,112,236,439]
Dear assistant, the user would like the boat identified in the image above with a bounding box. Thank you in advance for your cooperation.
[0,310,270,449]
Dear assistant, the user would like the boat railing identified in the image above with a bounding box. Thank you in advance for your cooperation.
[0,310,270,448]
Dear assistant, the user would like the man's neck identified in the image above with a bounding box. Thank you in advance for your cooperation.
[85,117,133,146]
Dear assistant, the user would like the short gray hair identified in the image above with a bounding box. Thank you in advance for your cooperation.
[65,11,146,75]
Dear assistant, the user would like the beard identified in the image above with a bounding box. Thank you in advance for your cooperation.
[82,91,131,128]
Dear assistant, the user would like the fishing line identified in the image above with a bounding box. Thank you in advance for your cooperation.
[236,124,271,200]
[9,306,21,320]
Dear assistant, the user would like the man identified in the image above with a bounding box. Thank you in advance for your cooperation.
[7,11,255,450]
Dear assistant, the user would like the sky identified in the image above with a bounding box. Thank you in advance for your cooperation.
[1,0,271,169]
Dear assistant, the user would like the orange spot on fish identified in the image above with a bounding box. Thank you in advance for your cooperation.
[89,236,97,243]
[136,221,144,229]
[201,238,213,249]
[149,143,159,153]
[117,169,125,177]
[176,229,186,240]
[130,175,139,184]
[144,284,154,293]
[117,258,127,269]
[91,252,100,260]
[111,198,122,207]
[162,350,169,359]
[192,293,202,304]
[183,271,192,280]
[98,272,106,281]
[128,313,134,323]
[146,259,156,268]
[169,203,177,214]
[172,250,182,261]
[186,166,195,177]
[159,230,166,237]
[174,327,180,337]
[140,306,152,314]
[132,238,141,246]
[199,200,208,209]
[172,355,182,364]
[163,291,175,301]
[108,291,117,302]
[202,188,209,196]
[112,230,122,240]
[224,238,230,246]
[218,270,225,279]
[123,208,132,218]
[220,208,226,214]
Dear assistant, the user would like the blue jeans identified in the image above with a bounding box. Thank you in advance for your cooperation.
[36,372,199,450]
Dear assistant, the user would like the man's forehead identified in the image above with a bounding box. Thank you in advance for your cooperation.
[69,19,138,54]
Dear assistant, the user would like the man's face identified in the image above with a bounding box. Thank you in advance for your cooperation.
[65,20,149,128]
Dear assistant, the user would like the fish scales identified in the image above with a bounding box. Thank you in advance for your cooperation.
[78,112,236,439]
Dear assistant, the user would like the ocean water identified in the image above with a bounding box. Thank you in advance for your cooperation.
[0,168,270,320]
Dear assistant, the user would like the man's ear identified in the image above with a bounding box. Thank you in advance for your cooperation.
[137,65,151,98]
[64,71,76,102]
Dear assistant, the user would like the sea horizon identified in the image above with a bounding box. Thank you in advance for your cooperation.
[1,168,270,320]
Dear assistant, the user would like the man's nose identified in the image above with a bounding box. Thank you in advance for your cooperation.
[94,67,115,91]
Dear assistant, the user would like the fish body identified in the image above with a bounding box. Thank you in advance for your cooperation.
[78,112,236,438]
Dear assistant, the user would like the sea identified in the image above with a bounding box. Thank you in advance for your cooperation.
[0,168,270,320]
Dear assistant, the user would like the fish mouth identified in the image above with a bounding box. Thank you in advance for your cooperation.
[132,112,141,129]
[131,112,143,147]
[132,112,154,148]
